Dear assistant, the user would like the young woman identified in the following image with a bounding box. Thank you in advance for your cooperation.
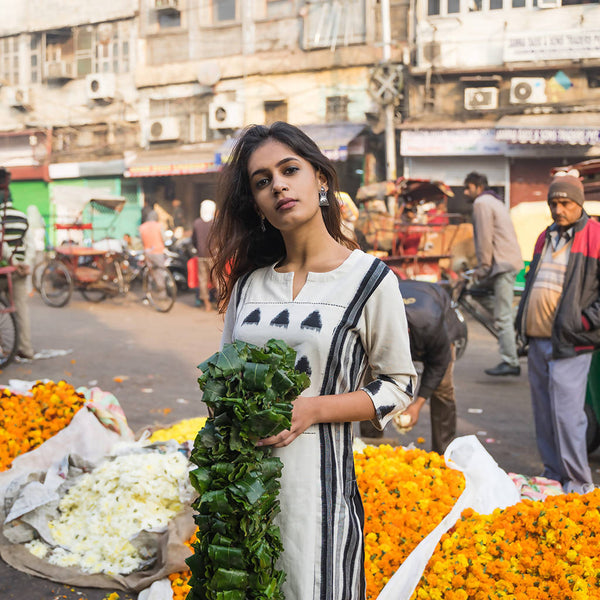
[210,122,416,600]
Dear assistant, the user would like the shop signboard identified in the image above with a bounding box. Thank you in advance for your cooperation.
[504,29,600,63]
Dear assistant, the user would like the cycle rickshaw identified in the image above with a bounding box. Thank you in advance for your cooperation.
[39,194,177,313]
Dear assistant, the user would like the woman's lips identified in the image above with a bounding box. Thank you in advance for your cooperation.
[276,198,297,210]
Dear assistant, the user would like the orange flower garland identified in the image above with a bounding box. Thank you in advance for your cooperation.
[0,381,85,471]
[412,488,600,600]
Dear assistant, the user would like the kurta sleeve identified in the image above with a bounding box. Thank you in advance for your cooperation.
[359,269,417,430]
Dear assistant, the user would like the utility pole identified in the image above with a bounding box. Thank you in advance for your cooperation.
[370,0,402,215]
[381,0,396,189]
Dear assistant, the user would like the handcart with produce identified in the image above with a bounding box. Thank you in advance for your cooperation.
[354,177,477,283]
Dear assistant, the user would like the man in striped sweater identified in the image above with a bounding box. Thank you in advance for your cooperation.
[0,167,35,359]
[517,173,600,494]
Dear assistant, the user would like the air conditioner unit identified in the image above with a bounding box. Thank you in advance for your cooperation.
[148,117,180,142]
[464,87,498,111]
[209,101,244,130]
[538,0,561,7]
[510,77,547,104]
[86,73,116,101]
[5,87,30,108]
[153,0,179,10]
[46,60,75,81]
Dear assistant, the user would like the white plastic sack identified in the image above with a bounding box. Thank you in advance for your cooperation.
[376,435,520,600]
[138,577,174,600]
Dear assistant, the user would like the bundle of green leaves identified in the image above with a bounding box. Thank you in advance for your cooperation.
[187,339,310,600]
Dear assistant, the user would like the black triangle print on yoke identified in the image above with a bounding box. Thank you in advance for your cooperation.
[300,310,322,332]
[242,308,261,325]
[270,309,290,328]
[295,355,312,377]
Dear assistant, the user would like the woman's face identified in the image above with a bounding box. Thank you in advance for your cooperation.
[247,139,326,233]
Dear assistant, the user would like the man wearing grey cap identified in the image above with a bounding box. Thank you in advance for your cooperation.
[516,172,600,494]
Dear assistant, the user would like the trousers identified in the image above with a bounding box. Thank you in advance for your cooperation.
[527,337,593,494]
[430,346,456,455]
[478,270,519,367]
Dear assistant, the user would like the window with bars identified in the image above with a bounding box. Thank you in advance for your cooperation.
[214,0,237,22]
[0,36,20,85]
[326,96,349,122]
[264,100,288,124]
[303,0,366,49]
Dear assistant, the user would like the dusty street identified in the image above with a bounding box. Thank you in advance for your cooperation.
[2,290,600,599]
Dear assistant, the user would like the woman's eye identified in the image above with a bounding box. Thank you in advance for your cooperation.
[255,177,270,189]
[284,166,299,175]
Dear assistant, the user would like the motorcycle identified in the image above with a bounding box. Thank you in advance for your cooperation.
[164,233,196,292]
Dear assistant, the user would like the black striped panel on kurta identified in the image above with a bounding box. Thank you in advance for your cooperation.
[318,258,389,600]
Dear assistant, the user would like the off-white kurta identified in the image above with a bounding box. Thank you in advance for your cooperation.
[221,249,416,600]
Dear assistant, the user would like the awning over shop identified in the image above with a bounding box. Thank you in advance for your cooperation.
[49,159,125,180]
[215,123,368,164]
[124,145,221,178]
[495,114,600,145]
[298,123,367,161]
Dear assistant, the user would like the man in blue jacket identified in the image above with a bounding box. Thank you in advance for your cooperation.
[516,173,600,494]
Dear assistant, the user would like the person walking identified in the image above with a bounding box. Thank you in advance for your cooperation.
[191,199,215,311]
[209,122,417,599]
[516,172,600,494]
[139,210,165,267]
[463,171,523,376]
[0,168,35,360]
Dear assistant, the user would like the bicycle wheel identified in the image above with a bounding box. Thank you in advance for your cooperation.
[32,259,47,293]
[80,256,124,302]
[40,260,73,307]
[143,266,177,313]
[0,301,18,368]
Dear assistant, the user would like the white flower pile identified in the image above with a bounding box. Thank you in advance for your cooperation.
[25,450,193,575]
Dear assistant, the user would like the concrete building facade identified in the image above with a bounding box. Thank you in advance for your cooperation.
[0,0,410,237]
[402,0,600,213]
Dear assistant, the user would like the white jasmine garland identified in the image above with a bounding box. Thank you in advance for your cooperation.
[25,450,193,575]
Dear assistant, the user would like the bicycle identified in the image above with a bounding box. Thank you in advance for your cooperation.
[117,249,177,313]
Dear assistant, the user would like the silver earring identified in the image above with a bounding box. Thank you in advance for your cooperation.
[319,186,329,207]
[260,215,266,232]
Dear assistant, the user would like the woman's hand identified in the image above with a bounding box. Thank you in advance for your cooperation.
[256,396,317,448]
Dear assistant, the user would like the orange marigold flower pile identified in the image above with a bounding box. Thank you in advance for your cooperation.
[168,529,197,600]
[413,488,600,600]
[0,380,85,471]
[354,444,465,599]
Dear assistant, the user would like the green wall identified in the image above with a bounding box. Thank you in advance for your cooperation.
[10,180,50,222]
[49,178,141,244]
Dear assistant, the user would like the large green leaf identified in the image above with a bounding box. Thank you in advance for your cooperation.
[210,568,249,591]
[207,544,245,569]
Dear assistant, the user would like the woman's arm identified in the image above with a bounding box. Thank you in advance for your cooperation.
[257,390,375,448]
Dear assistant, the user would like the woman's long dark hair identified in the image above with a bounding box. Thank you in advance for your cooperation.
[209,121,358,312]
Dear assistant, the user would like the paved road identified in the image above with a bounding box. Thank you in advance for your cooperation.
[2,290,600,599]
